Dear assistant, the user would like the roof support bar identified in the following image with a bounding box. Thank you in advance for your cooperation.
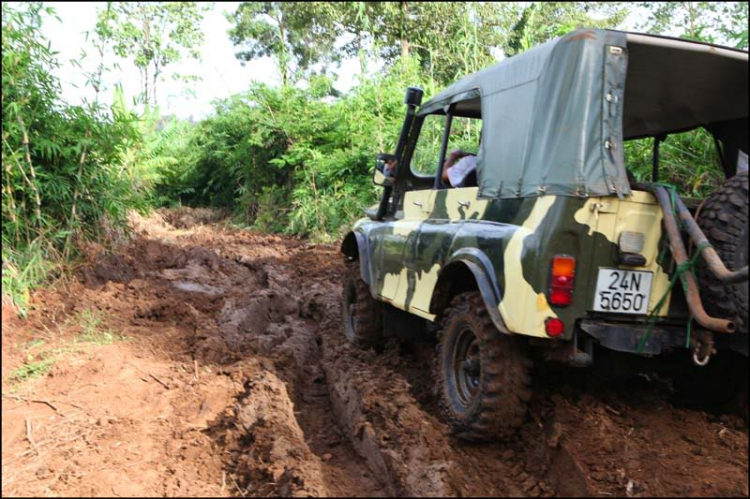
[434,105,455,190]
[651,134,666,182]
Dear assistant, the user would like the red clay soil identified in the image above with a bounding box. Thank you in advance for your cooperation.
[2,208,747,497]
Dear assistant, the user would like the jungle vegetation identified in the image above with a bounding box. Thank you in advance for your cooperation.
[2,1,748,310]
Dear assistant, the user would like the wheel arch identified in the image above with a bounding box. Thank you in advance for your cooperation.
[429,249,510,334]
[341,231,372,285]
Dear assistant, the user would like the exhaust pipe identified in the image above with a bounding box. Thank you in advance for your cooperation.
[375,87,423,220]
[647,185,735,334]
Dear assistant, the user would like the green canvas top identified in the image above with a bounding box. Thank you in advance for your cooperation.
[417,29,749,199]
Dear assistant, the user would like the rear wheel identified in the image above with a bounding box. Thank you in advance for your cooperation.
[437,291,531,441]
[342,261,383,349]
[697,172,749,333]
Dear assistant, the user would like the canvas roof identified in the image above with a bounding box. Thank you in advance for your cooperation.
[416,29,749,198]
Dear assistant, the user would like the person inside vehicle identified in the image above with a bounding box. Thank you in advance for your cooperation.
[441,148,478,187]
[383,137,479,188]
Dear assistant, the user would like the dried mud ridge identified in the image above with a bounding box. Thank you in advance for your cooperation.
[2,208,748,497]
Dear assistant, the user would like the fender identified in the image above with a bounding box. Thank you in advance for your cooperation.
[341,230,372,285]
[438,248,510,334]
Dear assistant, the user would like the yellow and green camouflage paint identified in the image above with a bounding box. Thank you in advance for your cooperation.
[345,186,686,340]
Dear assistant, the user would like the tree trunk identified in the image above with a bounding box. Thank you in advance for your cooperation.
[15,116,42,228]
[143,66,150,106]
[276,10,289,86]
[153,66,160,106]
[400,1,410,58]
[140,3,152,104]
[357,32,367,75]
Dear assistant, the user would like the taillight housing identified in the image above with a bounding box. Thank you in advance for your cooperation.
[548,255,576,307]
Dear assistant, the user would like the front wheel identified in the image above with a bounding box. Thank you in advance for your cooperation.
[437,291,532,441]
[342,261,383,349]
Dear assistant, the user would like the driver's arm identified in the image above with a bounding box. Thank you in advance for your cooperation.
[442,149,471,184]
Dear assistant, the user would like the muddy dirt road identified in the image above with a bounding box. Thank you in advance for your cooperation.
[2,209,748,497]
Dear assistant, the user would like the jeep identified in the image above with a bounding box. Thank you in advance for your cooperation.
[341,29,748,440]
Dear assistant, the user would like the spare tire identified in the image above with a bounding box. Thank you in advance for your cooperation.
[696,172,749,333]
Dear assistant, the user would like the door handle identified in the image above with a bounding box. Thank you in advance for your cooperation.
[457,200,470,208]
[412,201,423,207]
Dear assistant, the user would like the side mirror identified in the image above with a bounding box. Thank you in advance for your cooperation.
[373,153,398,187]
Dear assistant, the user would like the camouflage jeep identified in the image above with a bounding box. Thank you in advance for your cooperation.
[341,29,749,440]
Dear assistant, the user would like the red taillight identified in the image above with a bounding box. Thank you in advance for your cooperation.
[545,317,564,337]
[549,255,576,307]
[549,288,572,306]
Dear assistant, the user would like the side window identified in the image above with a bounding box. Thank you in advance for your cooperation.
[410,114,446,177]
[448,116,481,156]
[440,116,482,189]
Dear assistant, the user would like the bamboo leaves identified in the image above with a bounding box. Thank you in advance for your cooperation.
[2,3,149,310]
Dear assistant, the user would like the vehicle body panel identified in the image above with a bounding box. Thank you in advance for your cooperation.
[343,28,746,350]
[350,188,682,340]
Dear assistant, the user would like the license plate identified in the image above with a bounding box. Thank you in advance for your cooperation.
[592,269,653,315]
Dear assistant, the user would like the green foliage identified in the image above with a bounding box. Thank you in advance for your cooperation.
[71,308,121,345]
[2,241,61,318]
[97,1,209,105]
[623,1,746,196]
[343,2,518,85]
[2,3,149,311]
[505,2,629,55]
[636,2,749,48]
[624,129,724,198]
[9,307,125,387]
[411,114,448,177]
[228,2,517,87]
[158,58,428,239]
[151,2,747,239]
[228,2,341,86]
[10,356,57,384]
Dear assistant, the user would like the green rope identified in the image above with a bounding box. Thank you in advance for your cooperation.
[636,182,711,354]
[637,242,710,353]
[651,182,679,215]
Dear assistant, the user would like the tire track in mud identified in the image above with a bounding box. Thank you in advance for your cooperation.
[3,208,747,497]
[133,213,537,497]
[177,223,532,496]
[139,226,387,497]
[184,211,747,498]
[189,230,583,497]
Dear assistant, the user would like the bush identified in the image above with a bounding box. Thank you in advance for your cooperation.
[624,128,724,197]
[157,59,430,240]
[2,4,148,311]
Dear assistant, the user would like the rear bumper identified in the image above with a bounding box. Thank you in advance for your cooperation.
[579,320,748,357]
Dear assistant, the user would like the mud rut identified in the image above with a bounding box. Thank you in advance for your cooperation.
[2,209,748,497]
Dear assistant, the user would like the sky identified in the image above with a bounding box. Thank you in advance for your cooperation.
[36,2,650,121]
[38,1,364,120]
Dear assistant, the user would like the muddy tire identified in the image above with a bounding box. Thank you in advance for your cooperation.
[437,291,531,441]
[696,172,749,333]
[342,261,383,349]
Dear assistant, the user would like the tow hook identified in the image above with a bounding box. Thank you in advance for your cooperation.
[691,331,715,367]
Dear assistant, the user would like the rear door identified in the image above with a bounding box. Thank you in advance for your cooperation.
[583,191,680,319]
